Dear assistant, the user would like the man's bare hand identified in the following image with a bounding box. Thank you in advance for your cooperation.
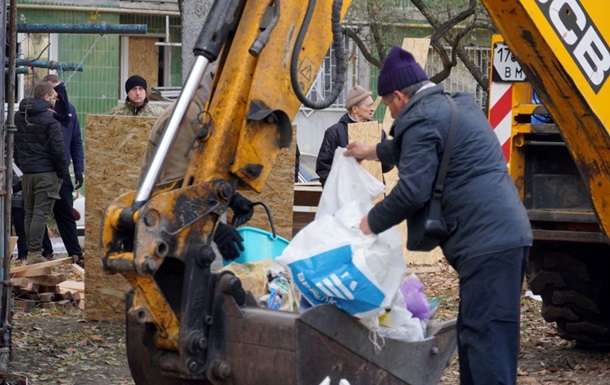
[359,215,372,235]
[345,142,379,161]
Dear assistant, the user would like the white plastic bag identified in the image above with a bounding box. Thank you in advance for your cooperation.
[277,201,406,320]
[316,148,385,219]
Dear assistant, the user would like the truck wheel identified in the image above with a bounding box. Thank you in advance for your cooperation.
[529,242,610,349]
[125,290,205,385]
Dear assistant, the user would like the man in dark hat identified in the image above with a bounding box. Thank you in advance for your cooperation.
[345,46,533,385]
[315,85,393,187]
[109,74,164,116]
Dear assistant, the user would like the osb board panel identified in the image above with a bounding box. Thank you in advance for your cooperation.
[85,115,157,321]
[237,127,296,241]
[85,117,295,320]
[129,37,159,89]
[348,121,383,182]
[381,38,444,266]
[401,37,431,68]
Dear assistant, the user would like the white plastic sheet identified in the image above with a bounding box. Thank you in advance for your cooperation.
[316,148,385,219]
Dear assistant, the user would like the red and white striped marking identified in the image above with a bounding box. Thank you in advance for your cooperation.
[489,82,513,161]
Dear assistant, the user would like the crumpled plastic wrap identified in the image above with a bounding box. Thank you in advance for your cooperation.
[222,259,300,312]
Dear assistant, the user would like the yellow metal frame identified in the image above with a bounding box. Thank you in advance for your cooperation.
[482,0,610,237]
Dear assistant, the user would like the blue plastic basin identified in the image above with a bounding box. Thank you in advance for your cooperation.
[223,226,289,265]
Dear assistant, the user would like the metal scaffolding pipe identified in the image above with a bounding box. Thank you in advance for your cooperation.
[17,23,147,34]
[17,4,180,17]
[3,67,27,74]
[16,59,83,72]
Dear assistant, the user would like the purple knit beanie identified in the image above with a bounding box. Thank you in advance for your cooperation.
[377,46,428,96]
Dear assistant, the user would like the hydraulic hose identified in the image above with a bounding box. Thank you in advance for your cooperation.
[291,0,346,109]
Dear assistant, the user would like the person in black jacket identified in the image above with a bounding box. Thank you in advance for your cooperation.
[42,75,85,267]
[14,81,68,264]
[315,85,394,187]
[345,46,532,385]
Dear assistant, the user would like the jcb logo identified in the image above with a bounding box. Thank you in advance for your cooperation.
[536,0,610,93]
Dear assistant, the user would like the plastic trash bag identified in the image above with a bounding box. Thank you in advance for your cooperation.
[277,200,406,320]
[316,148,385,219]
[400,273,431,321]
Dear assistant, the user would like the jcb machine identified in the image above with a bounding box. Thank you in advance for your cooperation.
[100,0,457,384]
[483,1,610,348]
[100,0,610,383]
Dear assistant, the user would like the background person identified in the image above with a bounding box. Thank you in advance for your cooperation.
[42,74,85,267]
[345,46,532,385]
[109,75,164,117]
[13,81,68,264]
[315,85,394,187]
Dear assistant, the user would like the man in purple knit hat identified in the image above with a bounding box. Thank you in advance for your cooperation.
[345,46,532,385]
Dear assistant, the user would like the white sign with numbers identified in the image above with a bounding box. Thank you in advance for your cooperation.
[493,42,527,82]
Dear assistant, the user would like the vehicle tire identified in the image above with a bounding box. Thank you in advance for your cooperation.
[125,290,206,385]
[529,241,610,349]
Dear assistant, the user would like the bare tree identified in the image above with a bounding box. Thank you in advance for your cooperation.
[344,0,495,91]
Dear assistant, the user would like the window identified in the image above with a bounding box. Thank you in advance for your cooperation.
[302,35,361,112]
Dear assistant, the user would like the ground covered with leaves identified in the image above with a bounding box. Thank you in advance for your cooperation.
[7,260,610,384]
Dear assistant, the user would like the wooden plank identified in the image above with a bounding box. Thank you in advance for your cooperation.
[10,258,72,276]
[58,280,85,293]
[71,264,85,278]
[27,274,67,287]
[14,299,36,311]
[39,293,55,303]
[293,185,322,207]
[13,267,52,278]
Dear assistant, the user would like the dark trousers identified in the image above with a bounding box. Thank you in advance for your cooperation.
[456,246,529,385]
[22,172,61,252]
[53,177,83,257]
[11,207,53,259]
[11,207,28,260]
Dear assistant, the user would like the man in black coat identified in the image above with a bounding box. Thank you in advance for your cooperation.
[42,74,85,267]
[315,85,394,187]
[345,46,532,385]
[14,81,68,264]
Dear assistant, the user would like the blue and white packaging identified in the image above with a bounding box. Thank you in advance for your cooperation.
[277,201,406,320]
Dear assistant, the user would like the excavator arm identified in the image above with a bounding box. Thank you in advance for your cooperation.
[100,0,353,379]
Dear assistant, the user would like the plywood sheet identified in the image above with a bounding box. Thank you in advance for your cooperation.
[85,115,157,321]
[85,116,296,321]
[129,37,159,89]
[238,127,296,241]
[347,121,383,182]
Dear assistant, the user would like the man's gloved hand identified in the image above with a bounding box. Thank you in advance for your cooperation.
[214,222,244,261]
[74,174,83,190]
[229,193,254,227]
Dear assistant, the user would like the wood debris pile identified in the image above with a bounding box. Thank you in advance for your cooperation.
[10,258,85,311]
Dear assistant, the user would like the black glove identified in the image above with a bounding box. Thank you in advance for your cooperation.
[229,193,254,227]
[74,174,83,190]
[214,222,244,261]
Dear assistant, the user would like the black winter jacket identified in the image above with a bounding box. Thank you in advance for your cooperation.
[316,113,394,186]
[14,98,68,178]
[372,85,532,269]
